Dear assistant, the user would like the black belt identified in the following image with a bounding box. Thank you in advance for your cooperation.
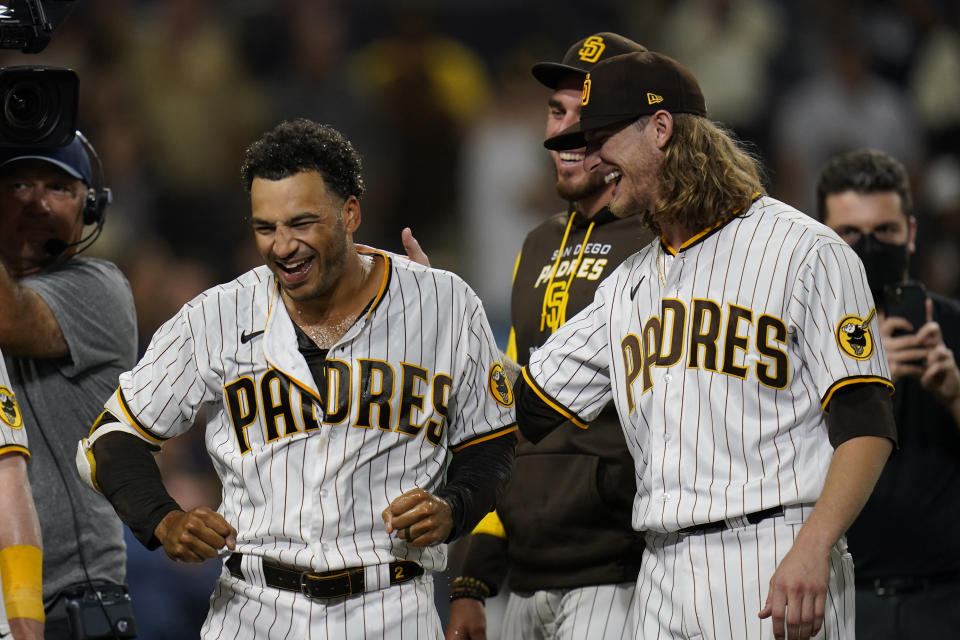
[855,570,960,597]
[677,506,785,536]
[225,553,423,599]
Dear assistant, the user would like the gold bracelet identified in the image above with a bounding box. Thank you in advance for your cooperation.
[449,576,490,602]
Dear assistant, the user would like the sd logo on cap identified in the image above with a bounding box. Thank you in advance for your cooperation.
[545,51,707,151]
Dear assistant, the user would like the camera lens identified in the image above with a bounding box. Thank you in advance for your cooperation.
[0,67,78,148]
[4,82,48,129]
[3,81,54,131]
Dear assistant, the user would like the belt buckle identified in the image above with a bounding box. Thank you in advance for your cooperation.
[299,569,354,599]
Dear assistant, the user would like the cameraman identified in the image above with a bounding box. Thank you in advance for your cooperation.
[0,135,138,638]
[816,148,960,639]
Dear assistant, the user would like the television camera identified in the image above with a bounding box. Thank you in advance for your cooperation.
[0,0,81,147]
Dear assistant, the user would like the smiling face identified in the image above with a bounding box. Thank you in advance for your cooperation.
[250,170,360,305]
[584,116,663,220]
[0,160,86,276]
[547,75,621,205]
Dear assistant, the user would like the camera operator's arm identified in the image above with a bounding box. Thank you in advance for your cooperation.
[0,262,68,358]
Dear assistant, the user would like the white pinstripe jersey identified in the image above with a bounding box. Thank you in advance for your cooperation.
[525,197,892,534]
[0,354,27,458]
[104,248,516,572]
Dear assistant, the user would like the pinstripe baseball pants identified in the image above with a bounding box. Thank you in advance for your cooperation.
[632,507,855,639]
[500,582,635,640]
[201,571,443,639]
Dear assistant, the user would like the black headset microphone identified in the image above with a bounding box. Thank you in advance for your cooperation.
[44,130,112,256]
[45,235,83,256]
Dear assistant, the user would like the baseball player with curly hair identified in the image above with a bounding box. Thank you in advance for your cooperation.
[0,366,42,640]
[77,119,517,639]
[517,52,898,640]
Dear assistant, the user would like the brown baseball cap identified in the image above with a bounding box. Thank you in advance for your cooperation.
[544,51,707,151]
[531,32,647,89]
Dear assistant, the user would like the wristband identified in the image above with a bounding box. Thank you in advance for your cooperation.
[0,544,44,622]
[449,575,490,603]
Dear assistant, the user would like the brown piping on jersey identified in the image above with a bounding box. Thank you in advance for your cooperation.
[450,423,519,452]
[0,444,28,458]
[356,245,393,319]
[520,366,589,429]
[660,192,764,256]
[115,388,167,443]
[821,375,895,410]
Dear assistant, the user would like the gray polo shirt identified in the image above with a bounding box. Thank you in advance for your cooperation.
[6,256,137,606]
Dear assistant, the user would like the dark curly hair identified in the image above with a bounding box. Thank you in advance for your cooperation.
[815,149,911,221]
[240,119,366,200]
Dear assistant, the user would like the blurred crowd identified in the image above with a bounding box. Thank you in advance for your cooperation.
[2,0,958,637]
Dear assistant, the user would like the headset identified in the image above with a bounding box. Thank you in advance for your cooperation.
[43,130,113,257]
[75,129,112,227]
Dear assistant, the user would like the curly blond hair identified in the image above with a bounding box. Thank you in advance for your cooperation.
[646,114,765,234]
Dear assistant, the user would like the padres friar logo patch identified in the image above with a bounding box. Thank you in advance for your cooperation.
[0,385,23,429]
[578,36,606,63]
[836,309,877,360]
[489,363,514,407]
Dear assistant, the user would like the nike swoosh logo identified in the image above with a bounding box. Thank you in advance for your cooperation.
[240,329,265,344]
[630,275,646,300]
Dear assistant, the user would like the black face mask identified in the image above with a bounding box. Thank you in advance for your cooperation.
[850,233,909,306]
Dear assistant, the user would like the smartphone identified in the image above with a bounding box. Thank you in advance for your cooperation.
[884,281,928,335]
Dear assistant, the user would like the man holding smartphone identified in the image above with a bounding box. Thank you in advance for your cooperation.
[817,148,960,639]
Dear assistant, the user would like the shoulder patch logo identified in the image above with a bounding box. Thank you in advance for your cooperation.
[0,385,22,429]
[835,309,877,360]
[647,92,663,105]
[578,36,606,63]
[488,363,514,407]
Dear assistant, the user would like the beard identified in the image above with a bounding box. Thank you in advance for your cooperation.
[554,164,608,203]
[277,216,349,302]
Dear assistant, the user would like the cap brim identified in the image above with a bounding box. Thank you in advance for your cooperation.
[0,155,86,183]
[543,114,638,151]
[531,62,587,89]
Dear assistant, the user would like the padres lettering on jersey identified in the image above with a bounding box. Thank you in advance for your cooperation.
[104,249,515,574]
[223,361,454,454]
[620,298,790,412]
[526,197,892,533]
[510,207,654,365]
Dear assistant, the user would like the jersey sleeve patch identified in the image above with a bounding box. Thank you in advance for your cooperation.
[488,362,514,407]
[835,309,877,360]
[0,386,23,430]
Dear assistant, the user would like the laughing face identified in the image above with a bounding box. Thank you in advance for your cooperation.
[547,75,621,203]
[250,170,359,304]
[585,117,662,220]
